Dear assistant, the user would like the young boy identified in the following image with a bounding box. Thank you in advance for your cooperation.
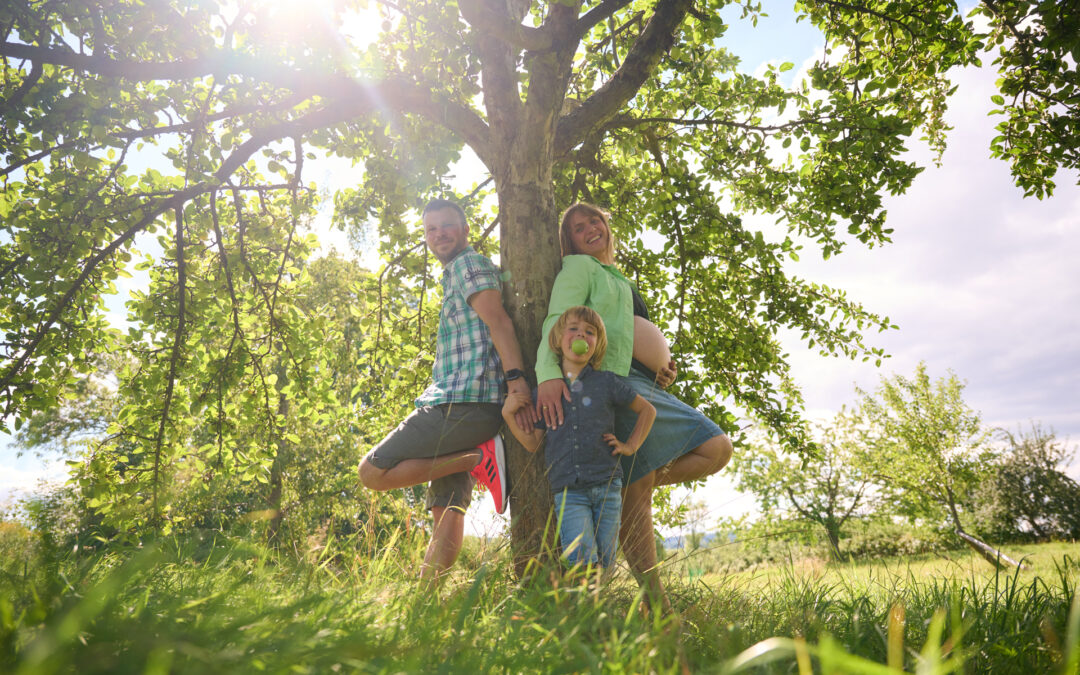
[503,306,656,568]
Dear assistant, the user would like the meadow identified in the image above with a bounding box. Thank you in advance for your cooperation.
[2,521,1077,674]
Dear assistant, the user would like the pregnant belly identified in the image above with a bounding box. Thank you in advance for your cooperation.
[632,316,671,374]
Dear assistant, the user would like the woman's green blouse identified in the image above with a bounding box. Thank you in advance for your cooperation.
[536,255,635,383]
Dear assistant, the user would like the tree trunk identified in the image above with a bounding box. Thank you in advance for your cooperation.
[266,362,289,543]
[940,477,1024,568]
[498,173,561,576]
[475,0,578,576]
[955,529,1027,569]
[824,522,846,562]
[941,479,966,533]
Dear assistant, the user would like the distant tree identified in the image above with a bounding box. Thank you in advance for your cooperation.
[857,363,1023,568]
[684,499,709,551]
[973,424,1080,541]
[13,353,123,458]
[735,409,877,561]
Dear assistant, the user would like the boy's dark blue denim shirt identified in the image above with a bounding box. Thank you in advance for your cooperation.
[535,365,637,492]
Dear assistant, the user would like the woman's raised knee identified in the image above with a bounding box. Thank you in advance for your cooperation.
[713,434,734,471]
[700,434,733,475]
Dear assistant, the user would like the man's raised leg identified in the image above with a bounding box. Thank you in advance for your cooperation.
[359,449,481,491]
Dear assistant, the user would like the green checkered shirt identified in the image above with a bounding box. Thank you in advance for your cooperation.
[415,247,505,407]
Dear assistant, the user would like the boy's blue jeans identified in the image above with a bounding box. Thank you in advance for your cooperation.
[553,479,623,568]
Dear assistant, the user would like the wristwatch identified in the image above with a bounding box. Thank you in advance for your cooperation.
[504,368,525,382]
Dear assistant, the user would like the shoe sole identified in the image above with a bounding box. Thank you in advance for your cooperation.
[492,434,507,513]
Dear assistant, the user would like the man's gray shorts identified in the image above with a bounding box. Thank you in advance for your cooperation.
[366,402,503,511]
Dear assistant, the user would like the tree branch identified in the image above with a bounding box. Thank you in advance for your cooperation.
[152,205,187,524]
[0,103,358,395]
[837,481,868,527]
[114,95,310,140]
[604,112,828,134]
[813,0,916,39]
[458,0,552,51]
[2,139,81,178]
[785,486,818,522]
[575,0,635,40]
[0,41,492,160]
[376,80,493,162]
[0,58,41,117]
[587,10,644,52]
[555,0,692,156]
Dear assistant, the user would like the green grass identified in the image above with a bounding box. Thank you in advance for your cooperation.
[2,526,1077,673]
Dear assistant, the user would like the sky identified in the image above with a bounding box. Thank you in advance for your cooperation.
[645,4,1080,535]
[3,3,1078,537]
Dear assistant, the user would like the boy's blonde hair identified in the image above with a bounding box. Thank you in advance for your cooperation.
[548,305,607,369]
[559,202,616,261]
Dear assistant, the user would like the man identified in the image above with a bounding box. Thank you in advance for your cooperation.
[358,198,529,582]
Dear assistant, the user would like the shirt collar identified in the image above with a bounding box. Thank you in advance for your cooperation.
[444,245,474,267]
[440,246,475,283]
[566,363,596,383]
[575,253,629,283]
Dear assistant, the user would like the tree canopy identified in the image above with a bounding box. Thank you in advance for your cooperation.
[2,0,1077,552]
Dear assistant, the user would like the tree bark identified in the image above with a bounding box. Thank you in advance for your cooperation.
[474,0,580,577]
[955,529,1027,569]
[266,364,290,544]
[824,521,846,562]
[498,169,562,575]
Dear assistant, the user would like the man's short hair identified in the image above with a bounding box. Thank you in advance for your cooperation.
[548,305,608,369]
[422,198,467,227]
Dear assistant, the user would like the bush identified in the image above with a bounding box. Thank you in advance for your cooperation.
[970,425,1080,543]
[841,518,956,559]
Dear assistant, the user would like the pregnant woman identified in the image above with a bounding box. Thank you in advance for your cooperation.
[534,202,733,610]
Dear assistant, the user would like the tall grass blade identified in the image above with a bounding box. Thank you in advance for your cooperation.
[724,636,797,672]
[1061,583,1080,675]
[16,545,162,675]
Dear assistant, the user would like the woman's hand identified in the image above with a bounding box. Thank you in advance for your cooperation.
[535,378,570,429]
[655,359,677,389]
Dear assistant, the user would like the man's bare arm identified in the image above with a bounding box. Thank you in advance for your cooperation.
[469,288,530,398]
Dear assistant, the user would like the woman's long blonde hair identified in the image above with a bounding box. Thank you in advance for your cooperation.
[559,202,616,262]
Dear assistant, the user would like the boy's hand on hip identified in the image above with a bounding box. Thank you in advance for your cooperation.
[604,433,636,456]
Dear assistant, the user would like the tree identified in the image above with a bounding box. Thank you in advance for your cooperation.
[856,363,1023,568]
[13,352,124,458]
[2,1,1075,564]
[975,1,1080,198]
[973,424,1080,541]
[683,498,708,551]
[734,409,878,560]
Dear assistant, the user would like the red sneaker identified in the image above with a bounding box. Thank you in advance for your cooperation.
[471,435,507,514]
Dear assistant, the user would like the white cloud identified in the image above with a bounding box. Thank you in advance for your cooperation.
[0,453,70,507]
[775,57,1080,457]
